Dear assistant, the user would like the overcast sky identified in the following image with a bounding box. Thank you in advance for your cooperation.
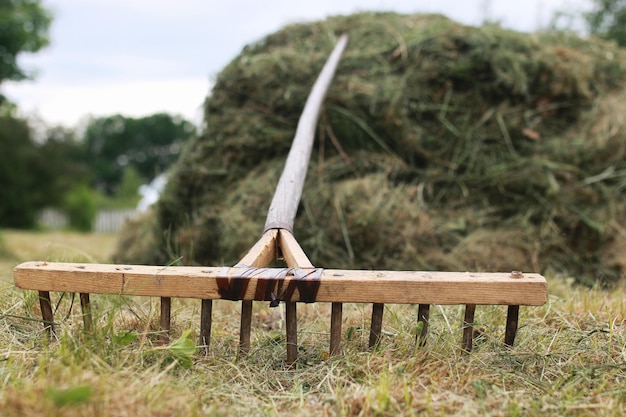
[2,0,590,128]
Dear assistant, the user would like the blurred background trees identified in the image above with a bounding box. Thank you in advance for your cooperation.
[0,0,51,93]
[585,0,626,46]
[0,111,196,229]
[0,1,196,230]
[83,113,196,196]
[0,0,52,227]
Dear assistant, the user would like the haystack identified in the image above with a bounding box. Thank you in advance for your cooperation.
[114,12,626,286]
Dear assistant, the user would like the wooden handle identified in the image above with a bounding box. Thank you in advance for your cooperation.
[264,34,348,233]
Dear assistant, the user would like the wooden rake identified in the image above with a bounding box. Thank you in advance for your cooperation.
[13,35,548,363]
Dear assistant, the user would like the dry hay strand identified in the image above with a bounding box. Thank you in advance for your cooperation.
[115,12,626,286]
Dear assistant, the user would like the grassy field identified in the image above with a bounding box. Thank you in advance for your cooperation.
[0,230,624,416]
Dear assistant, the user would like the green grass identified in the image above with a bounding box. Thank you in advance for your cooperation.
[0,230,624,416]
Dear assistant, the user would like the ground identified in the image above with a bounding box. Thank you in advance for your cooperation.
[0,230,624,416]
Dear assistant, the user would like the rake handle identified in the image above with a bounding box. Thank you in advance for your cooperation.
[264,34,348,233]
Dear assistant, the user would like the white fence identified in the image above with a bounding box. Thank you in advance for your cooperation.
[38,208,138,233]
[37,208,68,230]
[94,209,137,233]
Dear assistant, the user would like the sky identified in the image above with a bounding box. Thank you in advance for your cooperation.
[2,0,590,128]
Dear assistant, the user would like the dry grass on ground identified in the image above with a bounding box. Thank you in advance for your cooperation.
[0,230,625,416]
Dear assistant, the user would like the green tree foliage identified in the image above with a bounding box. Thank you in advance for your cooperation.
[585,0,626,46]
[0,0,53,228]
[83,113,196,195]
[0,114,44,227]
[114,166,143,206]
[62,183,96,232]
[0,112,88,228]
[0,0,51,86]
[40,126,92,205]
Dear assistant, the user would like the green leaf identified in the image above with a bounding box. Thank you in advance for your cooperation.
[113,330,138,346]
[346,326,355,341]
[47,385,93,407]
[415,321,424,335]
[168,329,196,369]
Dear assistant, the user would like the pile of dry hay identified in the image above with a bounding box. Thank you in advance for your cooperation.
[115,12,626,286]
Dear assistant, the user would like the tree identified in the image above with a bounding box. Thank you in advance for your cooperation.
[0,114,88,228]
[63,183,96,232]
[585,0,626,46]
[0,114,41,227]
[38,126,92,206]
[0,0,52,227]
[83,113,196,195]
[0,0,51,87]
